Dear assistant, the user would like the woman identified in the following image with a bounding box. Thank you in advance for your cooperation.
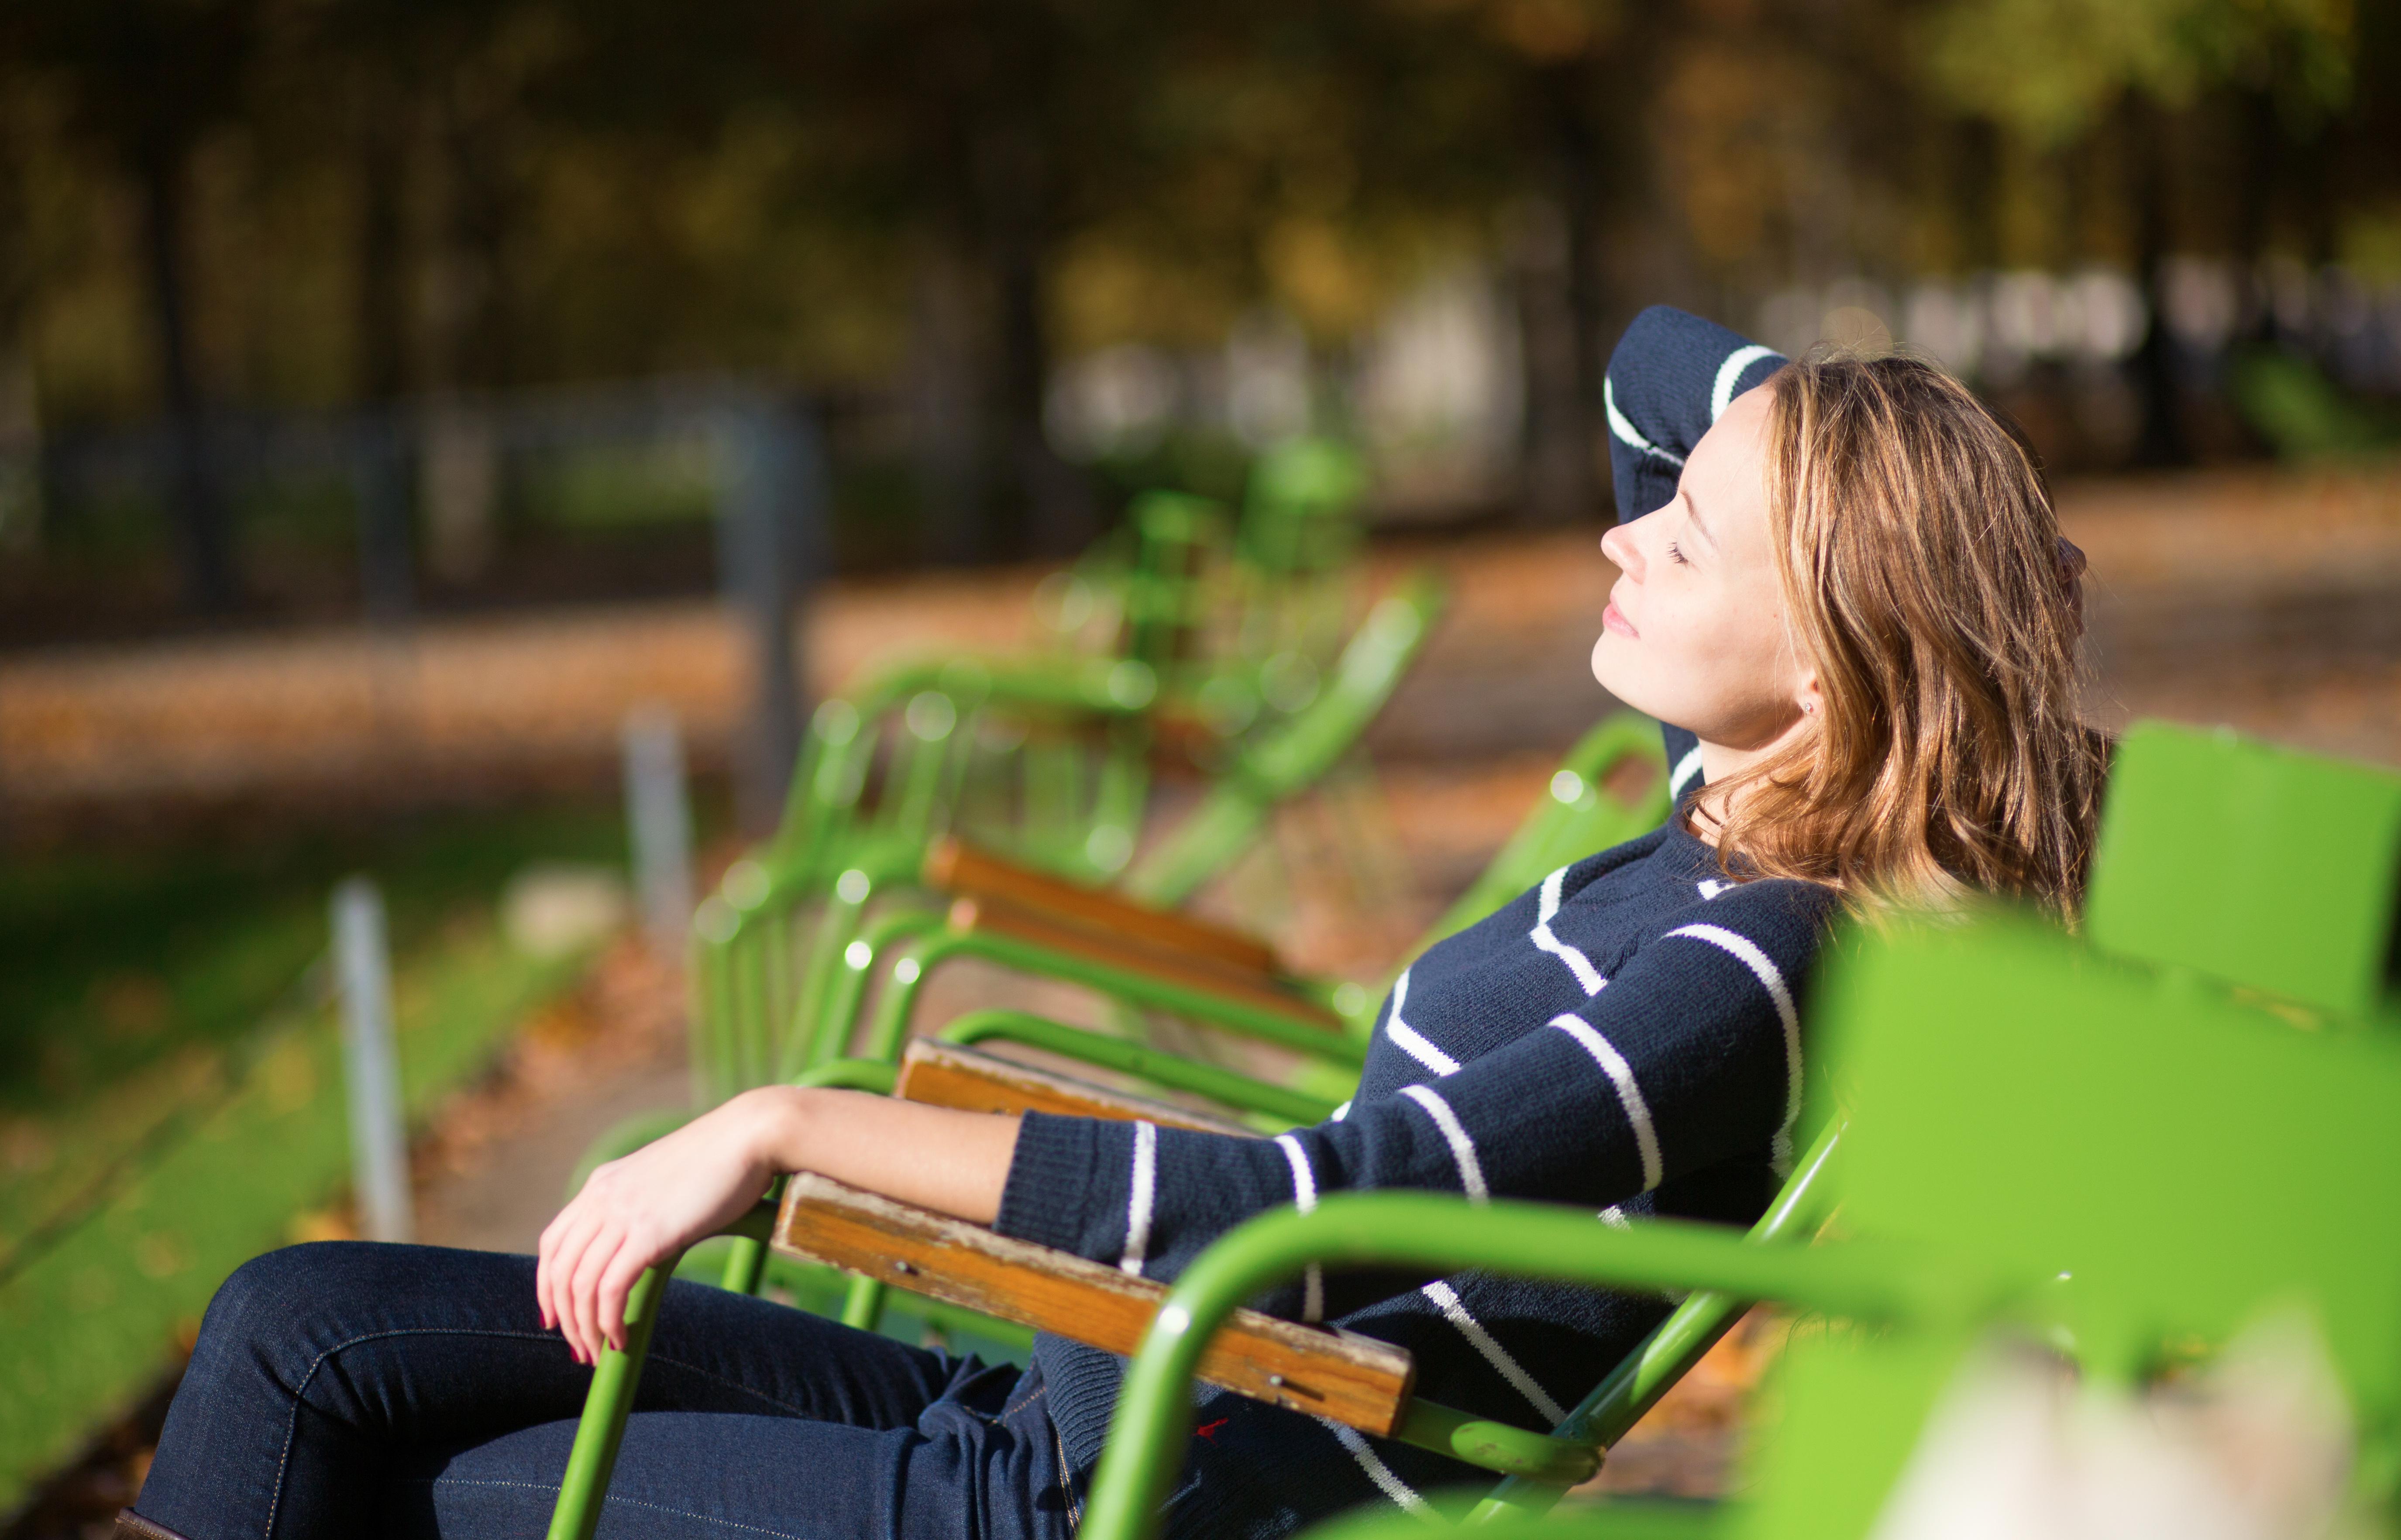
[120,307,2101,1540]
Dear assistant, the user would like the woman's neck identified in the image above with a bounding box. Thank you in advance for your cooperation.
[1686,713,1813,847]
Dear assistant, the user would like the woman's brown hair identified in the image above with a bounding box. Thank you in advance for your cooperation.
[1707,349,2106,921]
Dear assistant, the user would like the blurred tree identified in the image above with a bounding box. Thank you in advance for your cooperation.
[14,0,260,609]
[1921,0,2359,463]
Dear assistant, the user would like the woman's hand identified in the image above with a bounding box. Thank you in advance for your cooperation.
[537,1087,797,1362]
[534,1084,1020,1363]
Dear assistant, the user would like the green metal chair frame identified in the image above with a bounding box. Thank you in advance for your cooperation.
[679,566,1446,1112]
[540,712,1683,1538]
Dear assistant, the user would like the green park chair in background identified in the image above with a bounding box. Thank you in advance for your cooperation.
[669,707,1667,1323]
[677,440,1438,1105]
[812,709,1672,1099]
[680,563,1447,1110]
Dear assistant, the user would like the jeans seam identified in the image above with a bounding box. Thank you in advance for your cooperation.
[641,1352,822,1419]
[268,1327,555,1540]
[1050,1421,1084,1537]
[395,1476,807,1539]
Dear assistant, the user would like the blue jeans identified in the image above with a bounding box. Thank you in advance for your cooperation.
[131,1242,1083,1540]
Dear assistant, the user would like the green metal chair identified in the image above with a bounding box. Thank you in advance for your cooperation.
[680,565,1447,1111]
[1108,901,2401,1540]
[539,712,1682,1539]
[816,709,1672,1093]
[546,720,2401,1540]
[1058,720,2401,1540]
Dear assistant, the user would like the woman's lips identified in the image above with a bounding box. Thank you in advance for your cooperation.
[1602,602,1638,639]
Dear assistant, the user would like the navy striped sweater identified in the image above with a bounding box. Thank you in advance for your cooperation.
[993,307,1823,1538]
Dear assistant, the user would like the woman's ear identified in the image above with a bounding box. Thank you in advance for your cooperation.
[1797,672,1823,719]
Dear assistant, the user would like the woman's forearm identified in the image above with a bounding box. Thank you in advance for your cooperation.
[739,1086,1022,1224]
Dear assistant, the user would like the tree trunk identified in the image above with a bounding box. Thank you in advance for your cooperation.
[137,134,234,612]
[354,102,409,403]
[980,124,1090,558]
[907,239,985,564]
[2125,99,2189,468]
[1520,62,1604,522]
[1554,63,1606,497]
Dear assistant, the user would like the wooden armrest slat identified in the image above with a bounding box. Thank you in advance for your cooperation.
[926,838,1282,978]
[950,897,1345,1035]
[772,1174,1414,1436]
[897,1041,1259,1137]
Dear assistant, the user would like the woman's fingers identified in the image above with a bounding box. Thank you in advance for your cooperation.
[567,1221,624,1364]
[543,1206,608,1361]
[595,1239,657,1353]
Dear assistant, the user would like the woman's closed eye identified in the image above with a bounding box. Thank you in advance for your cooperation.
[1667,541,1689,566]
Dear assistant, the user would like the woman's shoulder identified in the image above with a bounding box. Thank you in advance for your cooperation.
[1565,820,1840,956]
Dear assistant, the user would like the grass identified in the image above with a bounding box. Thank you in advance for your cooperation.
[0,799,659,1511]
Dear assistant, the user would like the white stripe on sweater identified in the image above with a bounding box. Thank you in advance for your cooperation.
[1531,867,1607,997]
[1664,924,1803,1172]
[1599,1205,1632,1229]
[1382,970,1460,1077]
[1317,1419,1431,1514]
[1668,746,1705,801]
[1274,1133,1326,1323]
[1399,1085,1489,1201]
[1548,1014,1664,1191]
[1605,378,1685,468]
[1421,1279,1569,1424]
[1711,345,1782,422]
[1119,1121,1158,1277]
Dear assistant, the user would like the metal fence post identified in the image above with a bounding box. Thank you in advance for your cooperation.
[714,397,824,834]
[352,414,415,622]
[332,877,414,1243]
[623,703,695,957]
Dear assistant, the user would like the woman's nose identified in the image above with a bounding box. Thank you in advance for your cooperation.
[1600,520,1641,579]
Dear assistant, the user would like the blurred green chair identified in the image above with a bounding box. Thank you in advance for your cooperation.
[681,564,1447,1110]
[818,710,1672,1096]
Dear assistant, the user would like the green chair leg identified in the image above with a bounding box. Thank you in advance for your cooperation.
[547,1257,681,1540]
[840,1273,887,1330]
[719,1234,769,1295]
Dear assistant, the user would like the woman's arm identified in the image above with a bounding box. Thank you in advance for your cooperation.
[536,1088,1019,1361]
[995,883,1826,1324]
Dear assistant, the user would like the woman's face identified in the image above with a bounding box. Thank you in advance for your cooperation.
[1593,383,1818,756]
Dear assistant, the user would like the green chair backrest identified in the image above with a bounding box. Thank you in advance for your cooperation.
[1242,438,1369,577]
[2085,720,2401,1020]
[1124,568,1447,906]
[1744,911,2401,1540]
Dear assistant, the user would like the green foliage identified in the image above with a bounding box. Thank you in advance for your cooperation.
[2228,347,2401,461]
[1923,0,2356,143]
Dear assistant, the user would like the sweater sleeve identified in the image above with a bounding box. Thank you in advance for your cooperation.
[1603,306,1784,801]
[992,885,1820,1321]
[1603,305,1785,527]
